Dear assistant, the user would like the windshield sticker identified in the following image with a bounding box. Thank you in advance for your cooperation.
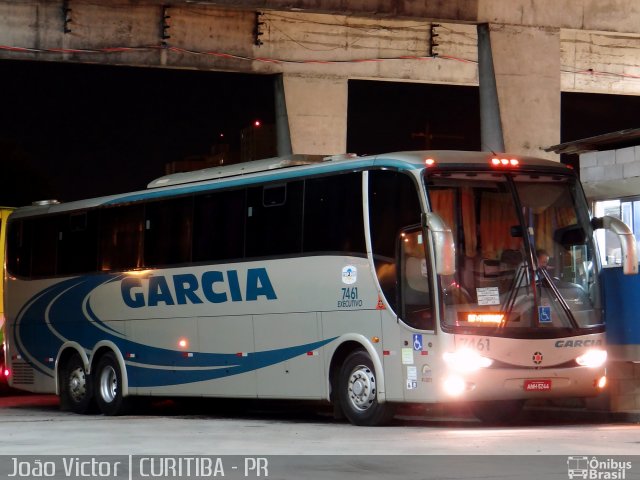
[538,305,552,323]
[341,265,357,284]
[476,287,500,305]
[401,348,413,365]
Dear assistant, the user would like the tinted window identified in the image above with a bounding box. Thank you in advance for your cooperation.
[193,189,246,262]
[58,212,98,275]
[7,219,31,277]
[145,197,193,267]
[99,205,144,271]
[303,173,366,254]
[30,216,59,277]
[246,182,303,257]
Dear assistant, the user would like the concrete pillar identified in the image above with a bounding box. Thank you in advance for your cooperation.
[477,23,505,153]
[279,74,348,156]
[274,75,293,157]
[488,24,561,160]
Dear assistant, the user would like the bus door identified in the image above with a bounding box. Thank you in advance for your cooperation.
[397,226,438,400]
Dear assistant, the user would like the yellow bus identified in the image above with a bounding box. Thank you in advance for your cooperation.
[1,207,15,383]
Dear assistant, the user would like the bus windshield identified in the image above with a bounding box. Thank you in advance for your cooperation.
[425,171,601,337]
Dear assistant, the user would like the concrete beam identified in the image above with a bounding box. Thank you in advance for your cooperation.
[116,0,640,35]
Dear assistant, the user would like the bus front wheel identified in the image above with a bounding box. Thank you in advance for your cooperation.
[60,353,95,414]
[338,350,394,426]
[94,352,132,416]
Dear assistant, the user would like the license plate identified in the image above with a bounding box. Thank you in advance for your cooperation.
[524,379,552,391]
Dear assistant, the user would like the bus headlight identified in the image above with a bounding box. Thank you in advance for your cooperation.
[576,349,607,368]
[443,348,493,373]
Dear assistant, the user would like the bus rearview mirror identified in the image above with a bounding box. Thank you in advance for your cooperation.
[422,212,456,276]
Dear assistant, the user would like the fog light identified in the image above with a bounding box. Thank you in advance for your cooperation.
[443,375,466,397]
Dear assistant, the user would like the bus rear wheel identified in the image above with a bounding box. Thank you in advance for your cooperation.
[60,353,95,414]
[338,350,394,426]
[470,399,525,424]
[94,352,132,416]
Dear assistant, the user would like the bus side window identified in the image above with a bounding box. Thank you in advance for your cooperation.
[303,173,366,255]
[144,196,193,267]
[98,205,144,271]
[58,212,98,275]
[369,170,422,314]
[30,216,59,278]
[193,189,246,262]
[246,181,303,258]
[7,219,32,278]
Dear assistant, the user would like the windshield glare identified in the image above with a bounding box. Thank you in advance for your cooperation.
[425,171,601,336]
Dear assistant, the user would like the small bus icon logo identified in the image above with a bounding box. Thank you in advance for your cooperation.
[567,456,589,479]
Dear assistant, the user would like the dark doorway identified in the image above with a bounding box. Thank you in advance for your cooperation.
[0,60,275,205]
[347,80,481,155]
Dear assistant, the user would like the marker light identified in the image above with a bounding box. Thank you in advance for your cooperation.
[443,348,493,373]
[425,158,436,167]
[443,375,467,397]
[576,349,607,368]
[597,376,607,389]
[490,158,519,167]
[178,338,188,349]
[3,368,9,378]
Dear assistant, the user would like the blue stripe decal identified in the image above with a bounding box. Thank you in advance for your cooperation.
[15,274,337,387]
[101,158,417,206]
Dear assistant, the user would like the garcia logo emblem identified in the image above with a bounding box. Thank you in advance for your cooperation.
[341,265,357,285]
[532,351,543,365]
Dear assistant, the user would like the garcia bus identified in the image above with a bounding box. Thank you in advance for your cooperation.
[3,151,636,425]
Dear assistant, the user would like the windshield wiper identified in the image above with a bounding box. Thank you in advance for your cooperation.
[501,264,580,329]
[501,264,530,326]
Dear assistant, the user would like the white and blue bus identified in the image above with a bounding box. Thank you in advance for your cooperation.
[3,151,637,425]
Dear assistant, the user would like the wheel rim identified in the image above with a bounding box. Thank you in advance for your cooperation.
[346,364,376,412]
[98,365,118,404]
[68,367,87,403]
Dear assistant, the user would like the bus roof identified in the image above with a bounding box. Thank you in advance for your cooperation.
[10,151,571,219]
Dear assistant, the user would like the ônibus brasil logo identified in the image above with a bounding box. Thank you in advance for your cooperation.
[567,456,632,479]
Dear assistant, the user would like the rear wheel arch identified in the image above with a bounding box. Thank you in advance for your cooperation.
[56,344,89,396]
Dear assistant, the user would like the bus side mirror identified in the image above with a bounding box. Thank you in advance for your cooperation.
[592,215,639,275]
[422,212,455,276]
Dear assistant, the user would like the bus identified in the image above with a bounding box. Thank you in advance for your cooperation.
[3,151,637,425]
[0,206,15,387]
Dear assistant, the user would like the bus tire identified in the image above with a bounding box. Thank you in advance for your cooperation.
[94,352,132,416]
[470,399,525,424]
[60,353,95,414]
[338,350,394,426]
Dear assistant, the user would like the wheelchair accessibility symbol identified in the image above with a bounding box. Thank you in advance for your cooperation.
[538,306,552,323]
[413,334,423,351]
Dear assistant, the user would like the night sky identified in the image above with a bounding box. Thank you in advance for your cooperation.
[1,59,639,206]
